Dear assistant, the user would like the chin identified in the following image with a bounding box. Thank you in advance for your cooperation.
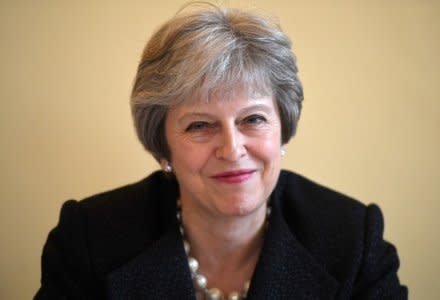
[218,198,265,218]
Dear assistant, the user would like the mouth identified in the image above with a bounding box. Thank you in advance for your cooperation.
[211,169,256,184]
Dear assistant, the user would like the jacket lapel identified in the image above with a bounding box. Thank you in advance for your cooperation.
[247,189,339,299]
[105,223,195,300]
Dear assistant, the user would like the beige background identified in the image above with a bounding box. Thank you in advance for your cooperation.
[1,0,438,298]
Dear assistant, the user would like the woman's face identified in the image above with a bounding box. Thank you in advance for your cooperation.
[164,92,282,219]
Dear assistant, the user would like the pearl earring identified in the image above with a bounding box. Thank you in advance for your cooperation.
[163,162,172,173]
[281,148,286,156]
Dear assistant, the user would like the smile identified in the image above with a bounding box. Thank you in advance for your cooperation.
[211,169,256,184]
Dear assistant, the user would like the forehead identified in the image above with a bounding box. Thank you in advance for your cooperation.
[169,93,277,116]
[174,79,273,105]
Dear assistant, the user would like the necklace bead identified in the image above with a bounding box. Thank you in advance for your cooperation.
[207,287,223,300]
[243,281,250,296]
[228,291,241,300]
[183,240,190,254]
[193,274,207,290]
[188,256,199,273]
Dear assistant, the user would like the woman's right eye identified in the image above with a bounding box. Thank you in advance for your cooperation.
[185,121,210,131]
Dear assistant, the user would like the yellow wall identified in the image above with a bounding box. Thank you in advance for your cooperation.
[1,0,438,298]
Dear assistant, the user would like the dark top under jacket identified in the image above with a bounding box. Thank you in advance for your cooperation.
[35,170,407,299]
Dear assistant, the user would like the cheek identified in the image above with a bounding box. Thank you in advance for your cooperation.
[248,140,281,171]
[166,127,207,171]
[171,142,212,172]
[255,129,282,161]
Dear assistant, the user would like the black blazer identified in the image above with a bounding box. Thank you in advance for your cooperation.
[35,170,407,299]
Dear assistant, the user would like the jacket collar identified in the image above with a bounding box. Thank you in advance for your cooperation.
[247,189,339,299]
[105,174,339,299]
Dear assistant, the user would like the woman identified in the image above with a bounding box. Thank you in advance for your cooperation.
[35,3,407,299]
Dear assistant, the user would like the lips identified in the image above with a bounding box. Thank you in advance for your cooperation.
[211,169,256,184]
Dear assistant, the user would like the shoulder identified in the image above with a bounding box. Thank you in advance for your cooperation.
[274,170,407,297]
[36,171,180,298]
[77,171,179,225]
[79,170,176,210]
[58,171,179,275]
[275,170,367,227]
[274,170,375,278]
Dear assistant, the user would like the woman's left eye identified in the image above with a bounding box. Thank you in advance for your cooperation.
[243,115,266,125]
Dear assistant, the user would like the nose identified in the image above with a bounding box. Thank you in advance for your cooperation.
[215,124,246,162]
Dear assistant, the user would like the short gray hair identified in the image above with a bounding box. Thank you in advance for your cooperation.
[131,3,303,161]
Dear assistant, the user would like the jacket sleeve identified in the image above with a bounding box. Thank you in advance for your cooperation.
[34,200,100,300]
[352,204,408,299]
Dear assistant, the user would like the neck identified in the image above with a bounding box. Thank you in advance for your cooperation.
[180,202,268,294]
[183,202,266,258]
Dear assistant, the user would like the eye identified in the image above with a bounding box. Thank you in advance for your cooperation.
[185,121,211,132]
[243,114,266,125]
